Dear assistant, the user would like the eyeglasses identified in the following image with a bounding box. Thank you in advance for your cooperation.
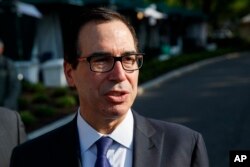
[78,52,144,73]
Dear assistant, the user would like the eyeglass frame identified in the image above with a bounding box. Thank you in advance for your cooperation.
[77,52,144,73]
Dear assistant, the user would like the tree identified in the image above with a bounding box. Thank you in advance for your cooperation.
[145,0,250,27]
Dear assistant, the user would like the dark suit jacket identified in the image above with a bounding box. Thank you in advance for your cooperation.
[0,107,26,167]
[10,111,209,167]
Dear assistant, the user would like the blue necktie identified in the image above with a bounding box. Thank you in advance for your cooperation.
[95,137,113,167]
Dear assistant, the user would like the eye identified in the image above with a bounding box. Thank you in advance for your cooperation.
[91,54,113,63]
[123,55,136,64]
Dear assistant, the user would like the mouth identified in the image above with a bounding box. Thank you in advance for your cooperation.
[104,90,129,103]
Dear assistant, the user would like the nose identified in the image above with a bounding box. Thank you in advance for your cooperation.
[108,61,126,82]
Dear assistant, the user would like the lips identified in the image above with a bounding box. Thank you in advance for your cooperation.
[104,90,129,103]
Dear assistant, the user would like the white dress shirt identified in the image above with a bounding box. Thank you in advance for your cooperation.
[77,108,134,167]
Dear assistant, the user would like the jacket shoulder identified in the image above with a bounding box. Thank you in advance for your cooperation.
[14,120,75,151]
[10,119,79,167]
[150,118,199,136]
[134,111,200,137]
[133,111,209,166]
[134,111,202,144]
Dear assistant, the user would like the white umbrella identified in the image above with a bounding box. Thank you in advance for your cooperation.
[16,1,42,18]
[144,4,167,19]
[241,13,250,24]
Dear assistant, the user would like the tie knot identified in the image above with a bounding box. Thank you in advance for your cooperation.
[96,137,113,157]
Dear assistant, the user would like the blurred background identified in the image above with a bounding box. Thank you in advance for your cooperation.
[0,0,249,166]
[1,0,249,62]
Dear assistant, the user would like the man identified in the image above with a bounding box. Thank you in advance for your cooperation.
[0,38,20,110]
[0,107,26,167]
[10,7,209,167]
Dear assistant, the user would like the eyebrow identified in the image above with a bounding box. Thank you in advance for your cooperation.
[90,51,138,56]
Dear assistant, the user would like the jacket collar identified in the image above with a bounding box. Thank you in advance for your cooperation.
[71,111,164,167]
[132,111,164,167]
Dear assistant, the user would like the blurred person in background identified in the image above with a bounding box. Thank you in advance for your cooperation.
[0,107,26,167]
[0,38,21,110]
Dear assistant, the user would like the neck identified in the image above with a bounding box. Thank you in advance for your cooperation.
[80,110,127,134]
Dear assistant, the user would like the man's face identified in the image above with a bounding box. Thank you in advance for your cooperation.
[64,20,139,124]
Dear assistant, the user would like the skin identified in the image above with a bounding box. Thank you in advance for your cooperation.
[64,20,139,134]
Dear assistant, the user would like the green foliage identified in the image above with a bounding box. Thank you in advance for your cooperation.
[20,111,37,126]
[229,0,250,16]
[51,87,69,97]
[21,80,32,90]
[34,105,57,117]
[18,96,30,110]
[31,83,46,93]
[22,80,46,93]
[32,93,50,103]
[18,83,77,132]
[139,47,241,84]
[55,95,77,108]
[146,0,250,30]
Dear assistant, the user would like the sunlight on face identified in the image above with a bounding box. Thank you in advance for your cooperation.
[66,20,139,128]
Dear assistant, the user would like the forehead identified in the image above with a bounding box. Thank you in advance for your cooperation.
[77,20,136,55]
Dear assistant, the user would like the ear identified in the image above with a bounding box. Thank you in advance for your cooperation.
[64,61,75,87]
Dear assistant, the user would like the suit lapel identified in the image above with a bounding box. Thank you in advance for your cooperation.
[132,112,165,167]
[68,111,165,167]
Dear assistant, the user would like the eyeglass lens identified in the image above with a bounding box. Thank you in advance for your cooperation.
[89,53,143,72]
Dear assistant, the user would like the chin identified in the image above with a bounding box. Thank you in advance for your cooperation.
[103,105,130,118]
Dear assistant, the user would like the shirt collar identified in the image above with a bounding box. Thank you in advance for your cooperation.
[77,108,134,152]
[109,109,134,149]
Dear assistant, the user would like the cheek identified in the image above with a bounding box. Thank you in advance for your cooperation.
[74,72,105,94]
[127,73,139,98]
[130,72,139,87]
